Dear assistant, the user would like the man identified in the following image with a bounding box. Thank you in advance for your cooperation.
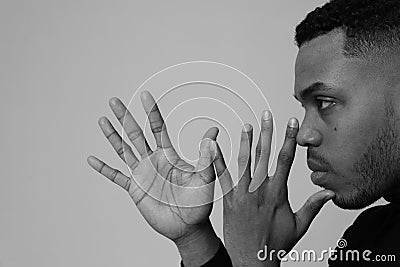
[88,0,400,266]
[212,0,400,265]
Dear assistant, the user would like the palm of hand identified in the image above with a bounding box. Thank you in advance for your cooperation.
[129,148,215,241]
[88,93,219,243]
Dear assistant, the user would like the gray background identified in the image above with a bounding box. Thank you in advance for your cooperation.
[0,0,386,266]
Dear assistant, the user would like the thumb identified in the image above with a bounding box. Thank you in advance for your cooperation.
[295,190,335,238]
[194,128,219,183]
[201,126,219,141]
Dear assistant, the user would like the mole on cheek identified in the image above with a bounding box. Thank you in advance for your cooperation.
[334,127,337,131]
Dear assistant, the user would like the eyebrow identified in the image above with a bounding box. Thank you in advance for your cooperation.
[293,82,334,102]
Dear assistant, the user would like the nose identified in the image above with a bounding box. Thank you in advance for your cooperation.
[296,119,322,147]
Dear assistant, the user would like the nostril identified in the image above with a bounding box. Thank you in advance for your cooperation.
[296,127,322,147]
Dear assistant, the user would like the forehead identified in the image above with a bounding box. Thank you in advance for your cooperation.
[294,30,348,96]
[294,31,398,102]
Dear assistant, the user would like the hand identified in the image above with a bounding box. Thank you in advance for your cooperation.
[87,91,221,266]
[213,110,335,266]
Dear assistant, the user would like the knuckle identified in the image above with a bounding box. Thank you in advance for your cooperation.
[150,120,165,134]
[255,145,262,157]
[128,129,142,141]
[150,103,160,114]
[261,122,273,132]
[123,179,131,191]
[128,160,139,170]
[255,145,268,158]
[306,197,320,212]
[116,145,124,156]
[151,126,163,134]
[286,126,298,139]
[106,131,118,142]
[110,169,118,181]
[237,154,250,166]
[278,151,293,164]
[116,113,126,124]
[99,162,106,174]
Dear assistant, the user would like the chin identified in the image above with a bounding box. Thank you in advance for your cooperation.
[330,190,381,210]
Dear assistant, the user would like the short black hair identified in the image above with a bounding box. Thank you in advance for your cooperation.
[295,0,400,58]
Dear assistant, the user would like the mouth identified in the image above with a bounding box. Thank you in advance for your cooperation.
[310,171,328,185]
[307,159,329,172]
[307,159,330,185]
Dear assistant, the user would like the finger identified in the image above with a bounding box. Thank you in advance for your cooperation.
[98,117,139,170]
[213,140,234,196]
[251,110,273,192]
[195,127,219,165]
[272,118,299,186]
[194,127,220,178]
[237,124,253,192]
[87,156,132,192]
[295,190,335,238]
[109,97,152,159]
[201,126,219,141]
[140,91,173,150]
[195,139,217,184]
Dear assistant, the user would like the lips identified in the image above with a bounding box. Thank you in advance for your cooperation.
[307,159,329,172]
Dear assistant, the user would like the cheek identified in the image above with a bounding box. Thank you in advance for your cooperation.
[326,105,384,175]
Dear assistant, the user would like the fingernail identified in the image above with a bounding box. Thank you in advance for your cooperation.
[288,118,298,128]
[109,97,119,106]
[141,90,150,99]
[87,156,95,164]
[242,124,252,132]
[98,117,107,125]
[262,110,272,121]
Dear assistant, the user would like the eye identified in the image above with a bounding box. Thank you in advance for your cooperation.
[315,98,335,111]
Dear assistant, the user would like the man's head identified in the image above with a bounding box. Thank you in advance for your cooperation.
[294,0,400,209]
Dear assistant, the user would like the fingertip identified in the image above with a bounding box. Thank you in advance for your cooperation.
[98,116,108,126]
[262,110,272,121]
[312,190,335,204]
[202,127,219,141]
[288,117,299,128]
[87,156,96,165]
[213,127,220,136]
[242,123,253,132]
[109,97,120,107]
[210,127,219,140]
[285,118,299,139]
[324,190,336,200]
[140,90,151,100]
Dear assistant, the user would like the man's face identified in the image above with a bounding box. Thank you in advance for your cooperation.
[294,30,400,209]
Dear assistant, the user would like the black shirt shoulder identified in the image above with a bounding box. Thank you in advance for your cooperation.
[328,203,400,267]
